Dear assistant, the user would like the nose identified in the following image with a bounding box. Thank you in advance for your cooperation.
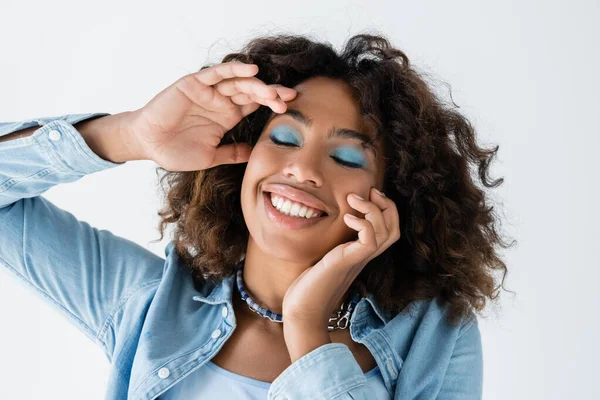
[281,147,324,186]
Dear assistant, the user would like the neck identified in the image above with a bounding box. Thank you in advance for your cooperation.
[238,236,349,321]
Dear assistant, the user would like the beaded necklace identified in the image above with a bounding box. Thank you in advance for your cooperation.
[234,259,361,331]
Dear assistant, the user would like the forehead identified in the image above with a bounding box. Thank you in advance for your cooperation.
[285,77,366,131]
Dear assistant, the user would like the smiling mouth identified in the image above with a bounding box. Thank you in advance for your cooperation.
[264,191,329,217]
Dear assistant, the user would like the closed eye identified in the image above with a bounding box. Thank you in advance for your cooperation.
[269,137,363,169]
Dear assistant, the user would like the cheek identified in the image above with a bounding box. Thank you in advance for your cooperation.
[248,143,281,168]
[240,146,278,208]
[244,147,274,181]
[335,179,374,212]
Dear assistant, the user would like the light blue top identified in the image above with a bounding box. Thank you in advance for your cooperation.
[0,113,484,400]
[159,360,389,399]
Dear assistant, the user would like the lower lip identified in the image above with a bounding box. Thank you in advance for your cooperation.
[263,191,327,230]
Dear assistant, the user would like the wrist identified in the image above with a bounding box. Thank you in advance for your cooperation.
[284,322,331,364]
[76,111,144,163]
[115,110,146,162]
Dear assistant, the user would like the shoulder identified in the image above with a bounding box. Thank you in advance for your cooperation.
[382,296,478,355]
[386,296,476,329]
[382,298,484,399]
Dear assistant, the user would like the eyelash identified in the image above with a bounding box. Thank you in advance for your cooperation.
[269,137,363,169]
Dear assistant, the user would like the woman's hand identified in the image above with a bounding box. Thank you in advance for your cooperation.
[281,187,401,331]
[125,61,297,172]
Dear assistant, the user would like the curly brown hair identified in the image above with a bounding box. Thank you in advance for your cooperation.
[153,32,515,327]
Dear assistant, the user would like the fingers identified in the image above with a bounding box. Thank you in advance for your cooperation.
[209,68,297,101]
[236,95,286,117]
[192,61,260,87]
[214,76,278,99]
[203,64,296,101]
[231,92,285,113]
[206,142,253,169]
[239,101,262,118]
[271,84,298,101]
[346,192,388,249]
[186,61,297,114]
[214,77,297,112]
[181,61,297,118]
[343,213,378,253]
[368,187,399,239]
[248,93,288,113]
[343,187,401,259]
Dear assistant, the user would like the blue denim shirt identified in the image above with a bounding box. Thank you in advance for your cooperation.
[0,113,484,399]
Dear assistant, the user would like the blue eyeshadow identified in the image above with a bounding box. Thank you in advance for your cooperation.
[270,126,301,145]
[333,147,367,167]
[269,125,367,168]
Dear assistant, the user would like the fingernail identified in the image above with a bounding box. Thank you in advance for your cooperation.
[345,213,358,219]
[373,188,385,197]
[352,193,364,200]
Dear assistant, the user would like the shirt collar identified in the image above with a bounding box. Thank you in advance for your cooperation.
[191,271,394,326]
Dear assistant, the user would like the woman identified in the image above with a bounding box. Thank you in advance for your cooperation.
[0,33,511,399]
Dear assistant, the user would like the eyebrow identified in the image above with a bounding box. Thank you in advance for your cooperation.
[267,108,379,158]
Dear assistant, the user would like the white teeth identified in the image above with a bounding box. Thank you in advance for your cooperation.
[290,202,301,216]
[281,199,292,214]
[269,193,322,219]
[298,206,307,217]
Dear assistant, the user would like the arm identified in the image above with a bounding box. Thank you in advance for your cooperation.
[268,318,483,400]
[0,114,165,361]
[436,318,484,400]
[268,340,377,400]
[267,323,377,400]
[0,112,140,163]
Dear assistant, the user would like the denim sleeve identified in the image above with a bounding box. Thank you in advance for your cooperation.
[267,318,484,400]
[0,114,166,361]
[437,317,484,400]
[267,342,379,399]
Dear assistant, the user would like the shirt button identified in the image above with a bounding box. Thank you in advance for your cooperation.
[221,306,228,318]
[158,367,170,379]
[48,130,61,141]
[211,329,222,339]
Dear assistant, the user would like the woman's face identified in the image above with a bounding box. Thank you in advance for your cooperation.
[240,76,386,264]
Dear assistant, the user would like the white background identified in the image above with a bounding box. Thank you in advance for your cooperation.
[0,0,598,399]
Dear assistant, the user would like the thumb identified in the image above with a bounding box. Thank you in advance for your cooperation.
[207,143,253,168]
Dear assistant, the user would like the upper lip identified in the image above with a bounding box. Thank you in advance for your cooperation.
[262,183,329,215]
